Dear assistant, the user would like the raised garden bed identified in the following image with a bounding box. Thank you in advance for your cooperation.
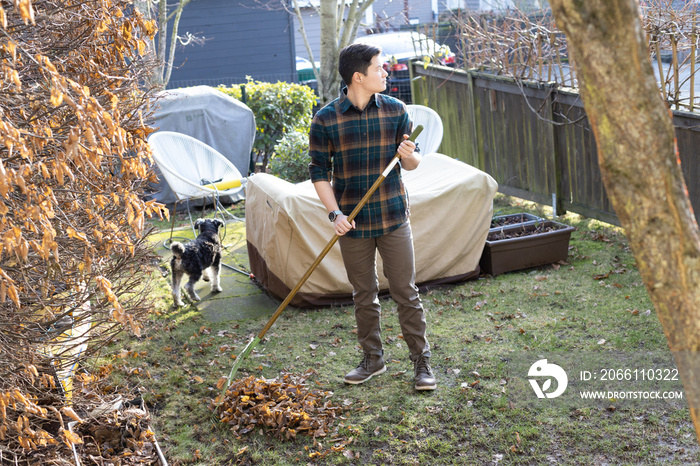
[480,220,575,276]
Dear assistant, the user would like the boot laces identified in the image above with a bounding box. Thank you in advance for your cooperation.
[358,353,372,369]
[415,356,431,374]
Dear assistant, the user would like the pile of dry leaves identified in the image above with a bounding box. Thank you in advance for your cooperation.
[215,371,345,440]
[214,371,359,460]
[72,399,165,465]
[0,366,165,465]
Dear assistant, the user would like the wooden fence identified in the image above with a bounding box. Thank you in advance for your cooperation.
[410,63,700,226]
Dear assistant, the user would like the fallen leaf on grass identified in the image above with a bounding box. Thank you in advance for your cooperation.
[193,376,204,384]
[216,377,228,389]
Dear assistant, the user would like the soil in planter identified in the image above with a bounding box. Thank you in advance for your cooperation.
[490,214,540,229]
[488,222,564,241]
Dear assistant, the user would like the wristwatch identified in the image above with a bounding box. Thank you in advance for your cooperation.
[328,210,343,222]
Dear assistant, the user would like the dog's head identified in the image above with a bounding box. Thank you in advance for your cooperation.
[194,218,225,235]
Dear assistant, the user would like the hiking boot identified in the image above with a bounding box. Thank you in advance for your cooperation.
[344,353,386,384]
[414,355,437,391]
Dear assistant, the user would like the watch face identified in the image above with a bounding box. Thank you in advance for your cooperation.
[329,211,336,222]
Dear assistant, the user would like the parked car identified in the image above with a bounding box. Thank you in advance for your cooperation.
[353,32,455,103]
[296,56,321,95]
[296,56,317,82]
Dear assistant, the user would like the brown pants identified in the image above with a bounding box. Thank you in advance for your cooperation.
[338,222,430,361]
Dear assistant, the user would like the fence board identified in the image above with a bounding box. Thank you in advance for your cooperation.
[412,69,479,166]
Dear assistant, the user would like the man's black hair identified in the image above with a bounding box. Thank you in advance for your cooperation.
[338,43,382,87]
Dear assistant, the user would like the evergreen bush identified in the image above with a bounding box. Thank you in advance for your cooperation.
[217,80,316,171]
[269,131,310,183]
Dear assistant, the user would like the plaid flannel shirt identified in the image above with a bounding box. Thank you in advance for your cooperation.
[309,90,415,239]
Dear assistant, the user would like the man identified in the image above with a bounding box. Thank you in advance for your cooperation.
[308,43,436,391]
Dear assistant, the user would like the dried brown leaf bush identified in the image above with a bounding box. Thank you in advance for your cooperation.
[0,0,163,461]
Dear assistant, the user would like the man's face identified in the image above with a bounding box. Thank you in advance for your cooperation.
[356,54,388,94]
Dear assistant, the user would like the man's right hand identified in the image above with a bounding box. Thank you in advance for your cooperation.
[334,215,355,236]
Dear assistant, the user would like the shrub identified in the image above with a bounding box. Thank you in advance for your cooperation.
[217,80,316,171]
[0,0,163,460]
[269,132,310,183]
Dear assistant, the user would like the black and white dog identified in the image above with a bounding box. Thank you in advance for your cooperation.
[170,218,225,307]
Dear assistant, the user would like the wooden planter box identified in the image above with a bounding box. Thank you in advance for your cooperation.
[480,220,575,276]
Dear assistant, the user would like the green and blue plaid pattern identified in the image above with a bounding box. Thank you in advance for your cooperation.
[309,91,414,239]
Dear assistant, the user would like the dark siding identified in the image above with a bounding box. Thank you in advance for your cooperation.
[167,0,296,89]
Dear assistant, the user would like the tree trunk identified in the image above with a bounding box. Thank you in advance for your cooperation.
[155,0,168,89]
[549,0,700,443]
[134,0,193,90]
[318,0,339,105]
[295,0,375,105]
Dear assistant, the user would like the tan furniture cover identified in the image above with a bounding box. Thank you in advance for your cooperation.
[246,153,498,308]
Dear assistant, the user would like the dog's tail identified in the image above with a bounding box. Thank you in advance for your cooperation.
[170,242,185,257]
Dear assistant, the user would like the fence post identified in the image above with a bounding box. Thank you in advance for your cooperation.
[544,83,566,217]
[672,33,679,110]
[653,35,668,102]
[466,69,485,172]
[691,32,696,113]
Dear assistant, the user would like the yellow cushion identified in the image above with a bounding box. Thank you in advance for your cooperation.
[201,178,242,190]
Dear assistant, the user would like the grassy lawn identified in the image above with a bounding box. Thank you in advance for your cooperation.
[100,194,700,465]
